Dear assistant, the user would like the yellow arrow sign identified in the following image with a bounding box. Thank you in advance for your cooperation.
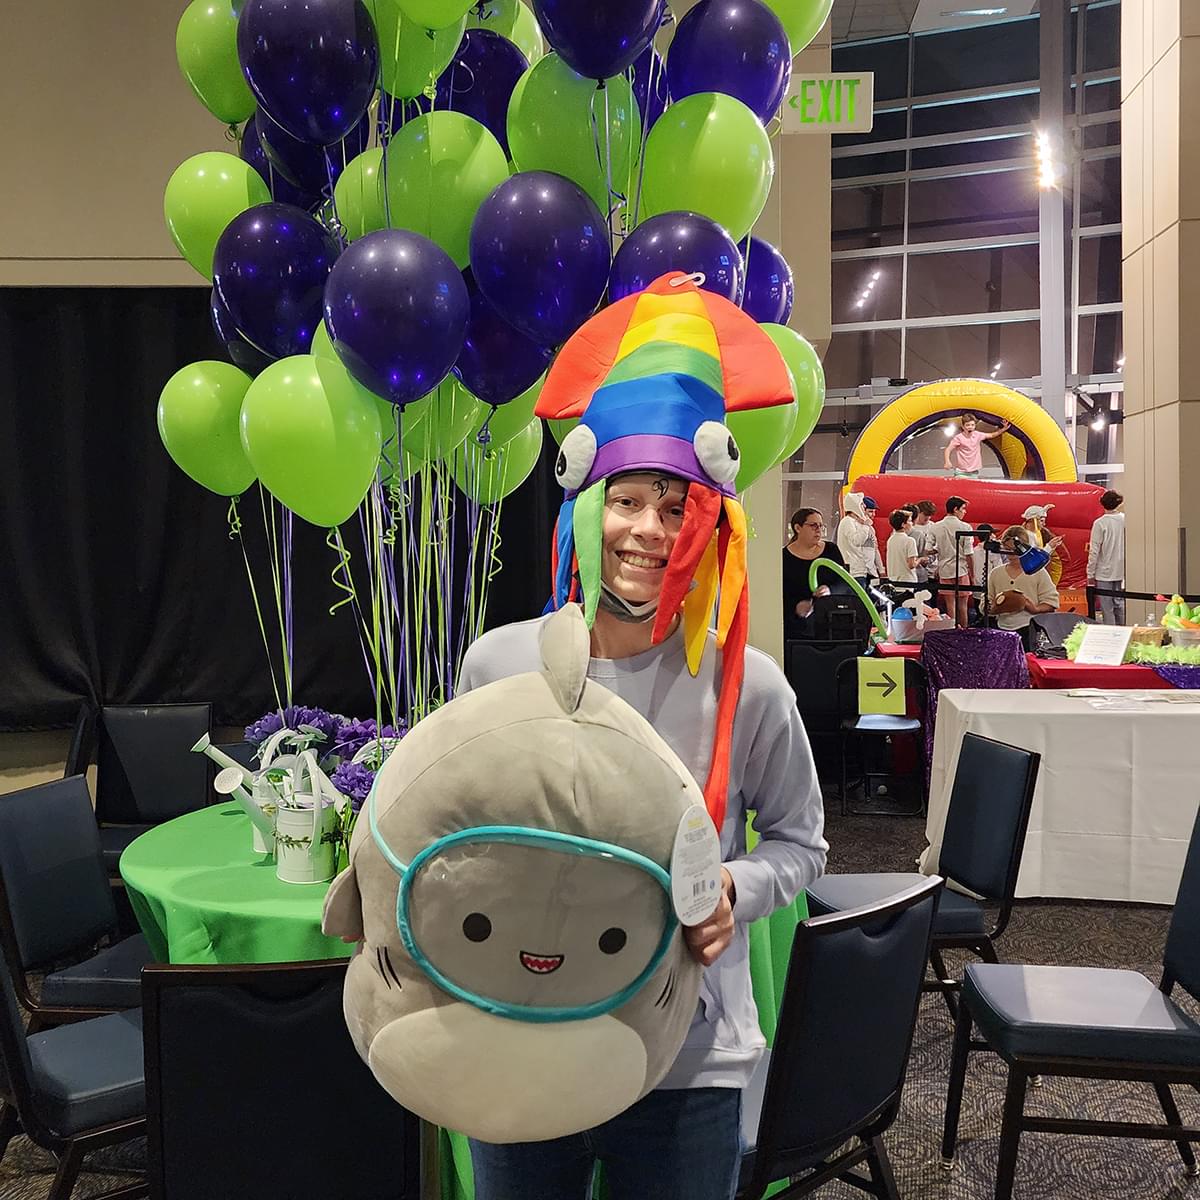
[858,658,905,715]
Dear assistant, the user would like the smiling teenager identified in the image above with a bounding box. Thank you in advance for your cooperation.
[456,273,828,1200]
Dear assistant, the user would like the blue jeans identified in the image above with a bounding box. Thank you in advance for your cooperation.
[469,1087,744,1200]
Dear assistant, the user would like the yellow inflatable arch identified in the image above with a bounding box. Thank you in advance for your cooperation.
[845,379,1078,485]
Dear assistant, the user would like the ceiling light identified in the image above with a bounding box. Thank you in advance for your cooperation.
[941,7,1009,15]
[993,362,1002,371]
[1091,416,1107,431]
[1116,355,1125,367]
[944,424,957,438]
[856,299,866,308]
[871,271,882,281]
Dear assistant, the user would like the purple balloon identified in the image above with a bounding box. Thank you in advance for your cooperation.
[256,106,370,194]
[454,271,554,407]
[239,113,323,209]
[213,203,341,361]
[741,236,794,324]
[666,0,792,124]
[210,287,275,376]
[324,230,470,407]
[470,172,611,347]
[237,0,378,145]
[429,30,529,157]
[532,0,660,80]
[630,42,670,129]
[610,212,743,303]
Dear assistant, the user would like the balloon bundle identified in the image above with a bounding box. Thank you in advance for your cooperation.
[160,0,832,728]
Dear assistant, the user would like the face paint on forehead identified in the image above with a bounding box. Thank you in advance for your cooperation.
[651,477,670,500]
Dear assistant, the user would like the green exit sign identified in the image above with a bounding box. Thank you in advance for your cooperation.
[782,74,875,134]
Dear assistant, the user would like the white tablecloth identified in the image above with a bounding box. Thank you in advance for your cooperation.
[919,689,1200,904]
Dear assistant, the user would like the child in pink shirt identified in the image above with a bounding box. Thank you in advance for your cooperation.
[943,411,1009,477]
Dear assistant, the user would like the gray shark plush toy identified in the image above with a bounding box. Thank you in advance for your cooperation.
[321,603,705,1143]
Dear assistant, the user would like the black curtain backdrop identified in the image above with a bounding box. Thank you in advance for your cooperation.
[0,287,558,732]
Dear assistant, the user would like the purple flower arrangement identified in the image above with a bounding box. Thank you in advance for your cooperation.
[244,706,406,823]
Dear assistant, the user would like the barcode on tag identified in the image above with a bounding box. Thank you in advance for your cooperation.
[692,882,706,898]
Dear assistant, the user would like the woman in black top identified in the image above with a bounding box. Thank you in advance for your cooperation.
[783,508,845,640]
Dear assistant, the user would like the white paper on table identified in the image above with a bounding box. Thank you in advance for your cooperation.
[1074,624,1134,665]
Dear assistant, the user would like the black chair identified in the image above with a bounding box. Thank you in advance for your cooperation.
[66,704,213,873]
[211,740,257,773]
[834,656,927,816]
[784,640,863,758]
[142,959,421,1200]
[806,733,1040,1019]
[943,799,1200,1200]
[0,947,145,1200]
[738,876,943,1200]
[0,777,151,1032]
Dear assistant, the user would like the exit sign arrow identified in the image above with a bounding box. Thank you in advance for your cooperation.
[867,673,898,698]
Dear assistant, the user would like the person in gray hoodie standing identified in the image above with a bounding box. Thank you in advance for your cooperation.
[1087,490,1126,624]
[457,276,827,1200]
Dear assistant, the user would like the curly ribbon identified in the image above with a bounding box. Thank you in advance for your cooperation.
[226,497,242,538]
[485,511,504,583]
[382,478,404,546]
[807,557,889,642]
[327,528,358,614]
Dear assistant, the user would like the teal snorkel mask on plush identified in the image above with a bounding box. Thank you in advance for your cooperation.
[367,782,680,1024]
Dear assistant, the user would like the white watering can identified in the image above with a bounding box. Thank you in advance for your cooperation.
[191,733,277,848]
[272,749,346,885]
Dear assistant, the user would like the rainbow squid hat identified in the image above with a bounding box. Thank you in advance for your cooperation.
[534,272,793,831]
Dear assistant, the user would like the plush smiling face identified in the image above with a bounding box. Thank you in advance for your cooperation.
[322,605,704,1143]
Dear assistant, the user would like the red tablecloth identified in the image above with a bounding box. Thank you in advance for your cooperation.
[875,641,923,659]
[1025,655,1173,689]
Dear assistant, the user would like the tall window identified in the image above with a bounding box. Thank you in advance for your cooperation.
[785,2,1122,528]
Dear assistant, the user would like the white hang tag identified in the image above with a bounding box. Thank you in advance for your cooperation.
[670,805,723,925]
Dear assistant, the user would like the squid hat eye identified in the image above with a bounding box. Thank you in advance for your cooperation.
[554,425,597,492]
[693,421,740,485]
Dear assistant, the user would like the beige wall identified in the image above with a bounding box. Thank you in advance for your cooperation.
[745,24,833,666]
[1121,1,1200,601]
[1,1,224,286]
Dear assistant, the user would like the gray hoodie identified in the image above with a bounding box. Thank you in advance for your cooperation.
[457,613,827,1091]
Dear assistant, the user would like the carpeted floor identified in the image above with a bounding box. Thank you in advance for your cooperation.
[2,796,1196,1200]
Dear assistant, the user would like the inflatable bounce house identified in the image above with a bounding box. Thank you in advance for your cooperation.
[844,379,1103,606]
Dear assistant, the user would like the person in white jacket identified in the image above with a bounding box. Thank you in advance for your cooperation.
[836,492,883,587]
[1087,490,1126,624]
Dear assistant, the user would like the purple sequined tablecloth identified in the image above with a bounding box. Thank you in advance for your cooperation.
[920,628,1030,775]
[1152,665,1200,690]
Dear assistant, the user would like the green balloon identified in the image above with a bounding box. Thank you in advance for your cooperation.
[395,0,474,30]
[727,398,796,493]
[401,383,485,462]
[369,0,465,97]
[240,355,382,527]
[548,417,579,445]
[310,322,397,442]
[384,112,509,267]
[176,0,256,125]
[454,417,543,504]
[641,93,773,242]
[468,0,544,63]
[762,324,825,461]
[164,152,271,280]
[157,360,256,496]
[468,374,544,447]
[508,54,641,214]
[761,0,833,54]
[333,149,387,241]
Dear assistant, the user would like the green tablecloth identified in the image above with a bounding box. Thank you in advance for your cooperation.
[123,807,807,1200]
[119,804,351,965]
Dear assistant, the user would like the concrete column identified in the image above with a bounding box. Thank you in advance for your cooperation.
[1120,2,1200,602]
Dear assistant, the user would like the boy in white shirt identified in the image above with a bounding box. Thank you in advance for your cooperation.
[886,509,919,603]
[931,495,973,627]
[836,492,882,587]
[1087,490,1126,624]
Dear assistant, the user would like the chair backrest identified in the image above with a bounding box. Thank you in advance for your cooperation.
[1163,802,1200,1001]
[212,740,258,772]
[786,641,863,721]
[0,776,117,970]
[940,733,1039,904]
[746,877,942,1196]
[143,960,421,1200]
[94,704,212,824]
[835,656,926,721]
